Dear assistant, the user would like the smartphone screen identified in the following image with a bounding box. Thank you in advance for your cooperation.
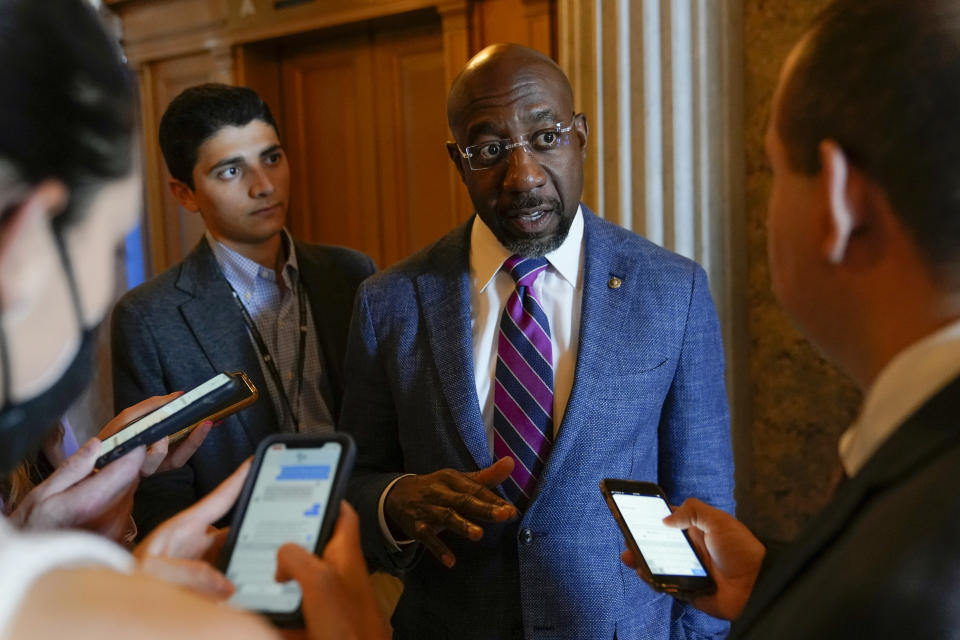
[224,440,343,613]
[609,490,708,577]
[99,373,231,457]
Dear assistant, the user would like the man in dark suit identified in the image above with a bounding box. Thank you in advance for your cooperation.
[623,1,960,637]
[112,84,375,535]
[340,44,734,639]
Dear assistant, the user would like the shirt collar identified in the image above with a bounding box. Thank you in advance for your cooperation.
[470,204,584,293]
[839,317,960,476]
[207,229,298,292]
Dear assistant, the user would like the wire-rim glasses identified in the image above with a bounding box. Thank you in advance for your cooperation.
[454,121,575,171]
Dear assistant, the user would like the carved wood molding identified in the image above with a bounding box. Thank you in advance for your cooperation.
[119,0,470,65]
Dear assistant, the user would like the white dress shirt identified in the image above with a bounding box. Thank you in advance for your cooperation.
[839,318,960,476]
[378,206,586,547]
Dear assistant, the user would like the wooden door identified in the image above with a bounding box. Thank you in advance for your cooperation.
[278,13,452,267]
[281,31,382,262]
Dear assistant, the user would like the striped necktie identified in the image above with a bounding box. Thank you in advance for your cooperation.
[493,255,554,510]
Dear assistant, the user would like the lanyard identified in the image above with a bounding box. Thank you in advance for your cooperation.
[226,276,308,431]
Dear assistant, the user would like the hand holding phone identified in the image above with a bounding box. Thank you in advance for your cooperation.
[274,503,391,640]
[601,479,716,598]
[96,371,257,469]
[633,496,766,620]
[135,459,252,600]
[218,433,356,626]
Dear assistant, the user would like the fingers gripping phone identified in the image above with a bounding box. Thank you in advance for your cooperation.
[218,433,356,626]
[600,479,716,597]
[95,371,257,469]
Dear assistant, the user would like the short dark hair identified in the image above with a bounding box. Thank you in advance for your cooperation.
[0,0,134,227]
[158,83,278,188]
[778,0,960,283]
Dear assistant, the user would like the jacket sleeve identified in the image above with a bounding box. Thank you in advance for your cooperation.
[110,298,198,537]
[338,285,419,574]
[658,264,735,639]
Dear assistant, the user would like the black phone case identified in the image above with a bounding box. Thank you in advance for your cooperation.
[217,432,357,627]
[95,371,256,469]
[600,478,716,598]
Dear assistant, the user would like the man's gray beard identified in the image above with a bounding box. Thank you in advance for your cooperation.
[504,233,567,258]
[500,209,576,257]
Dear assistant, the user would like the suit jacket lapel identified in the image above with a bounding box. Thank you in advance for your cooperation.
[175,239,278,448]
[732,374,960,636]
[537,206,636,490]
[416,218,492,471]
[292,240,338,418]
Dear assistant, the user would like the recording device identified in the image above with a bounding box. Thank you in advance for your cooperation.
[95,371,257,469]
[218,433,356,626]
[600,479,716,597]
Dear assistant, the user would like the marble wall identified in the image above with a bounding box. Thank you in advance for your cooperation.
[739,0,862,543]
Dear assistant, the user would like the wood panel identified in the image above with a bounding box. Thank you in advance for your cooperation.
[373,20,456,265]
[280,29,383,262]
[471,0,555,57]
[113,0,227,66]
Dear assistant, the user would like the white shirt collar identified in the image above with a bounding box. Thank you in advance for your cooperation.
[470,205,584,293]
[839,317,960,476]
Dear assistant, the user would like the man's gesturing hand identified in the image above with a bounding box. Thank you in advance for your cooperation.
[384,457,519,568]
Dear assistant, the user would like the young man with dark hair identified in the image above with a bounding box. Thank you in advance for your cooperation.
[112,83,376,535]
[622,1,960,638]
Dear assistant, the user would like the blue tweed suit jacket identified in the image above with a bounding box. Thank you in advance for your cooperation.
[112,237,375,535]
[340,207,734,640]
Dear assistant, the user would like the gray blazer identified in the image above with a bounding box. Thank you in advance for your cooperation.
[731,373,960,639]
[112,237,375,535]
[340,206,734,640]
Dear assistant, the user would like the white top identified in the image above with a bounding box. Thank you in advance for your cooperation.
[378,207,586,547]
[839,318,960,476]
[0,516,132,639]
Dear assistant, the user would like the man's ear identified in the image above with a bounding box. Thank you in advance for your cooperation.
[168,178,199,213]
[446,142,467,182]
[574,112,589,160]
[819,139,858,265]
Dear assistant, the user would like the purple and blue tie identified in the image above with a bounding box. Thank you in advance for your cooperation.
[493,255,554,510]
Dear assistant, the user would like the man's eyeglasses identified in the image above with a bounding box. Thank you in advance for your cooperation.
[451,121,575,171]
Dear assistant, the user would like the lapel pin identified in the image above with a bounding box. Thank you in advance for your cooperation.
[608,276,623,289]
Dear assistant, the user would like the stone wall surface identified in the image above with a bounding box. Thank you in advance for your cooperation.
[741,0,862,543]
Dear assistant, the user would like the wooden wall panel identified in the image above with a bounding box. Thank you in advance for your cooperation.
[471,0,555,57]
[281,33,384,262]
[373,22,456,265]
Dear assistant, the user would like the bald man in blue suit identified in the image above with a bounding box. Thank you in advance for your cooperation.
[340,44,734,640]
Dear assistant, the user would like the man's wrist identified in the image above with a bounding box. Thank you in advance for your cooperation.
[377,474,415,551]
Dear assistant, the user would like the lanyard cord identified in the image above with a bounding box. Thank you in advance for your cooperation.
[225,276,308,431]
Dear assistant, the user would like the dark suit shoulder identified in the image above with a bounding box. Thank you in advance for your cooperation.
[113,259,189,314]
[294,241,377,281]
[358,222,466,293]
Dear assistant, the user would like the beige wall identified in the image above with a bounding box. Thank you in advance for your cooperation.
[740,0,861,543]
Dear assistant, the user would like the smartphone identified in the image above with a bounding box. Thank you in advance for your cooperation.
[600,479,716,597]
[218,433,356,626]
[95,371,257,469]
